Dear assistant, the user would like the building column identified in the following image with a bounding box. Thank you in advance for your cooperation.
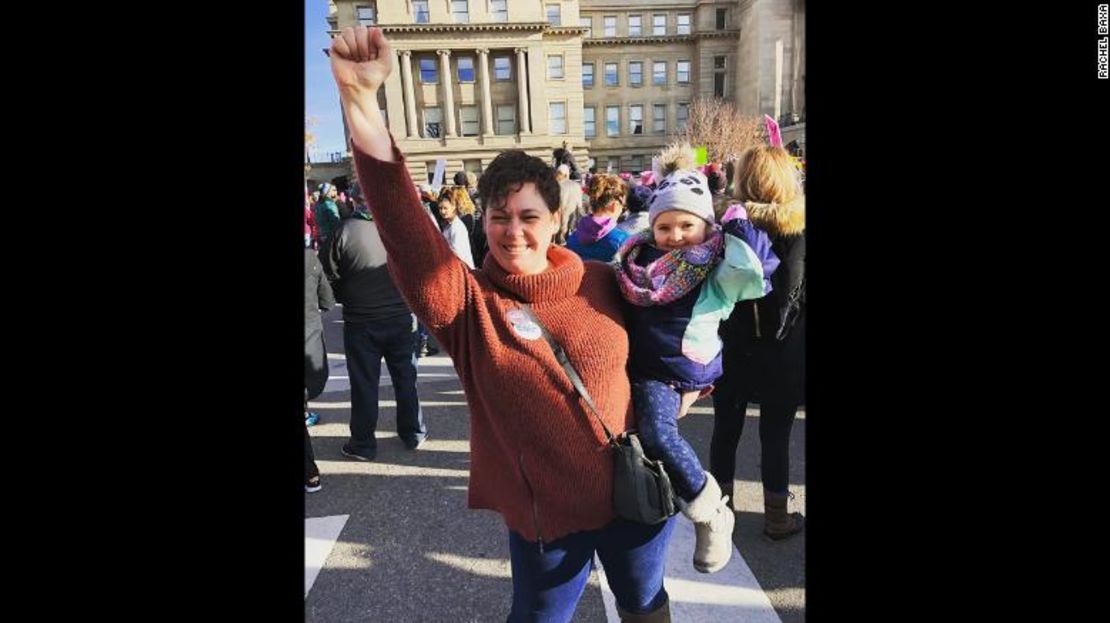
[384,50,408,137]
[774,39,784,122]
[515,47,531,134]
[438,49,458,137]
[477,48,495,137]
[399,50,418,138]
[526,46,549,135]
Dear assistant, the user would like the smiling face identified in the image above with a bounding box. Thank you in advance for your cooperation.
[484,182,560,275]
[652,210,709,250]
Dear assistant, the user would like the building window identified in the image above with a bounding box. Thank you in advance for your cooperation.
[548,55,564,80]
[584,107,596,138]
[606,106,619,137]
[426,162,437,184]
[580,16,591,37]
[546,4,561,26]
[605,62,618,86]
[716,8,727,30]
[424,107,442,138]
[419,57,438,83]
[494,56,512,81]
[677,60,691,84]
[460,106,479,136]
[464,159,482,175]
[677,14,691,35]
[451,0,469,23]
[714,55,727,98]
[550,102,567,134]
[653,14,666,36]
[653,104,666,134]
[582,62,594,88]
[628,155,643,173]
[629,105,643,135]
[628,15,642,37]
[413,0,430,24]
[356,5,376,26]
[457,56,475,82]
[607,157,620,173]
[652,61,666,86]
[496,105,516,135]
[676,102,689,131]
[629,61,642,87]
[603,16,616,37]
[491,0,508,22]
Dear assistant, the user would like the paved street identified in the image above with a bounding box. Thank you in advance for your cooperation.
[306,305,805,622]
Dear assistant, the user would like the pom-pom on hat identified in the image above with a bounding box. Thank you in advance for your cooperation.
[647,144,715,225]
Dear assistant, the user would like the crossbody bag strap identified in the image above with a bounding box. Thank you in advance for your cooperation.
[519,303,617,445]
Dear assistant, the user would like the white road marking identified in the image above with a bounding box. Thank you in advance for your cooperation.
[305,514,349,599]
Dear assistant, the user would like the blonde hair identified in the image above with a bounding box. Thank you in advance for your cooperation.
[735,146,800,205]
[439,186,475,216]
[587,174,627,214]
[465,171,477,189]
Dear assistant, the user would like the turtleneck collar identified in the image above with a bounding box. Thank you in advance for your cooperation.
[482,245,585,303]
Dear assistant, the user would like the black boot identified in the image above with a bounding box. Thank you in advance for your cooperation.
[616,599,671,622]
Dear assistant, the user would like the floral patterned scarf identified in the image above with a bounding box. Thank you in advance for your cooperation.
[615,227,724,306]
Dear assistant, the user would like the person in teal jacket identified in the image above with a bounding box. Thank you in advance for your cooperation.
[314,182,342,247]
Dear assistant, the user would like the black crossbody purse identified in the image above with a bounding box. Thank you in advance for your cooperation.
[519,304,677,525]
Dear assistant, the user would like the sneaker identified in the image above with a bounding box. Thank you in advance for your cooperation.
[305,476,322,493]
[305,411,321,427]
[341,442,377,461]
[402,434,428,450]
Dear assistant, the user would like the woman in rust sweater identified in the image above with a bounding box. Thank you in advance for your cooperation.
[328,26,675,623]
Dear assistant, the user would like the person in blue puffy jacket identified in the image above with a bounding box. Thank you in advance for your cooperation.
[614,143,779,574]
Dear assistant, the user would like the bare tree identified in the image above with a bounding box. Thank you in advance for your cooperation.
[675,97,764,165]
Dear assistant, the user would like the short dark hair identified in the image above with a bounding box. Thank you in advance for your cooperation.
[478,150,560,214]
[707,170,727,194]
[453,171,469,186]
[626,185,653,213]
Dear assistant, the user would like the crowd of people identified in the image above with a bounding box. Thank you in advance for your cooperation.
[304,25,806,623]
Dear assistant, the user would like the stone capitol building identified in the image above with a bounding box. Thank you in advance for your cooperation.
[321,0,804,185]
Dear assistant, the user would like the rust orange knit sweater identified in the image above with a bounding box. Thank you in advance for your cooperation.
[354,143,633,544]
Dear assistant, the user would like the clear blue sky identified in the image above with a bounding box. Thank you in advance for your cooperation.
[305,1,346,157]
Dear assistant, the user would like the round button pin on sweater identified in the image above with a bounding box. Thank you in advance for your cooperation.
[506,309,542,341]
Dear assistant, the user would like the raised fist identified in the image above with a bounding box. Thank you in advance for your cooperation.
[330,26,393,94]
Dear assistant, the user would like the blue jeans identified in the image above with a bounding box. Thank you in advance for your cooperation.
[506,516,675,622]
[343,313,426,450]
[632,379,708,502]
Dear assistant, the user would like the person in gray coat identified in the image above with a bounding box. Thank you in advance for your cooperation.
[305,246,336,492]
[554,164,583,245]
